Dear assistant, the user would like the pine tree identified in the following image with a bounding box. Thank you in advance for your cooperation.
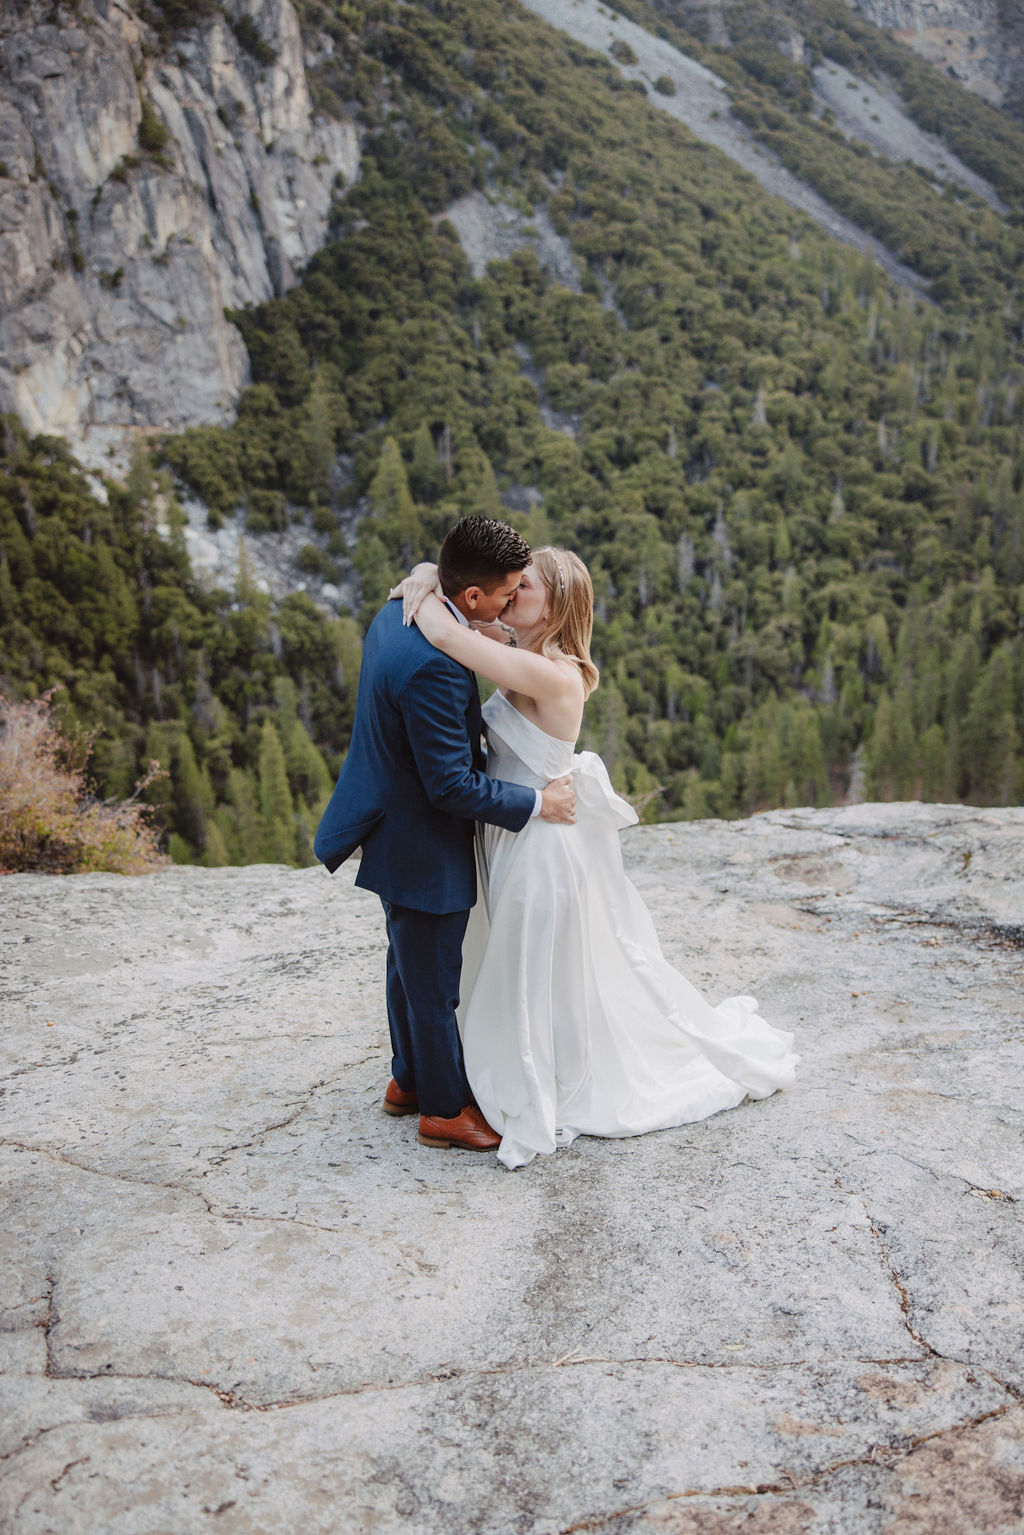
[352,529,395,621]
[331,613,364,699]
[919,723,948,801]
[792,706,829,807]
[369,436,421,563]
[596,679,629,790]
[628,761,662,823]
[525,503,552,550]
[213,803,242,865]
[961,645,1020,803]
[300,368,342,504]
[227,768,264,864]
[678,768,709,821]
[781,567,802,617]
[944,633,981,795]
[258,719,296,864]
[276,680,333,809]
[142,721,177,822]
[0,553,15,625]
[100,735,139,802]
[473,457,502,518]
[293,798,319,867]
[772,518,792,568]
[410,421,443,502]
[864,614,893,679]
[173,732,214,851]
[201,820,231,868]
[866,691,898,800]
[891,687,918,799]
[995,496,1024,583]
[743,698,784,810]
[291,723,332,808]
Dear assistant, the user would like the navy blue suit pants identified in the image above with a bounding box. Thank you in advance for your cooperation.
[382,900,472,1119]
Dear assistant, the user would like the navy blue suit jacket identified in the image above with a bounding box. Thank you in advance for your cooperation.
[314,600,536,914]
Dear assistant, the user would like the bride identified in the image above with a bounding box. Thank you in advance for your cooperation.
[393,546,798,1170]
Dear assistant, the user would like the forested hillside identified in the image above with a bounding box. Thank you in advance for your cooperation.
[0,420,362,865]
[2,0,1023,864]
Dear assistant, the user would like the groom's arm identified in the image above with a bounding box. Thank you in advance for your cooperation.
[400,662,536,832]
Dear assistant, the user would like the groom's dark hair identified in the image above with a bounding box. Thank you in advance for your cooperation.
[438,516,531,597]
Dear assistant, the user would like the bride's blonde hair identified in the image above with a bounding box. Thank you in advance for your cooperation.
[529,547,599,698]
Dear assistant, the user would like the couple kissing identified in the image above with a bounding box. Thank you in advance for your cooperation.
[315,515,798,1170]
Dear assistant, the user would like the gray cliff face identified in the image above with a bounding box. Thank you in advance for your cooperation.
[841,0,1024,111]
[0,0,359,467]
[649,0,1024,116]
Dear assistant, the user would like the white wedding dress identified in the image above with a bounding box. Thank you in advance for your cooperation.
[459,691,799,1170]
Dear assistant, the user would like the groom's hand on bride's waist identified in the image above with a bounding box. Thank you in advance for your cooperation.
[540,776,576,824]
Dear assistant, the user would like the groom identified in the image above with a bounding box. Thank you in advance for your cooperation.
[314,516,576,1152]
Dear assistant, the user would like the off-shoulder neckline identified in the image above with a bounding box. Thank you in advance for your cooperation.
[489,689,578,747]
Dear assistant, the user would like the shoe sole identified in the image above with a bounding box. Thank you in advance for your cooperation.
[417,1132,498,1151]
[383,1101,418,1116]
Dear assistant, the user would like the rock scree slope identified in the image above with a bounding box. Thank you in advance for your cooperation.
[1,803,1022,1533]
[515,0,933,292]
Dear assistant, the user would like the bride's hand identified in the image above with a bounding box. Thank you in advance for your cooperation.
[388,562,441,625]
[411,591,453,643]
[471,617,517,647]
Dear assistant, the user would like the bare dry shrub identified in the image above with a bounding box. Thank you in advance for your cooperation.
[0,692,167,875]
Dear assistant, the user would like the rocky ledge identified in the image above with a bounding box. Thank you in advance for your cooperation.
[1,802,1022,1532]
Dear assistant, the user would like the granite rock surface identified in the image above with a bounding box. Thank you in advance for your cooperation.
[1,803,1022,1532]
[843,0,1024,113]
[0,0,358,469]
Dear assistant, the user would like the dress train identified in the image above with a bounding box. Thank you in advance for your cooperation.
[459,691,799,1170]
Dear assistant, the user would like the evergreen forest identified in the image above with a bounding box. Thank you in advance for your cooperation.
[2,0,1023,866]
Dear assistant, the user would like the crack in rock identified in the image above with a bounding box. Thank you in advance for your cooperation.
[48,1454,90,1491]
[39,1272,57,1382]
[829,1173,938,1359]
[201,1060,378,1167]
[839,1139,1020,1206]
[861,1203,939,1360]
[0,1138,350,1237]
[34,1350,1008,1417]
[553,1403,1014,1533]
[2,1139,219,1218]
[0,1406,196,1466]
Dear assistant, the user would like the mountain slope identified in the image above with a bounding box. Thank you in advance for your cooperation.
[0,416,362,866]
[163,0,1024,816]
[517,0,979,292]
[623,0,1024,207]
[2,0,1023,865]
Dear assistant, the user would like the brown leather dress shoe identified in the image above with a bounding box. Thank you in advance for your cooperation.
[418,1105,501,1151]
[383,1079,419,1116]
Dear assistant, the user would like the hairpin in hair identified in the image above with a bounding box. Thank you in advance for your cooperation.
[556,562,566,597]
